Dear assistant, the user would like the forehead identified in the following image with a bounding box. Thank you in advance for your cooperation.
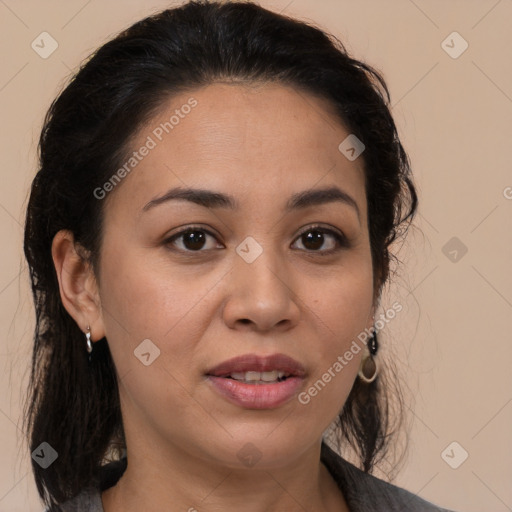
[104,82,367,218]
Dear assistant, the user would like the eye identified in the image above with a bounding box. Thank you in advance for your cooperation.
[164,226,222,252]
[164,224,349,255]
[292,225,348,254]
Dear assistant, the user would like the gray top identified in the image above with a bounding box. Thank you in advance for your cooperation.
[51,442,457,511]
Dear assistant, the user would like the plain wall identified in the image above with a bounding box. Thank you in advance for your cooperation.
[1,1,511,510]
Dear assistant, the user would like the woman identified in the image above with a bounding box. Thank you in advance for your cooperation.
[23,1,457,510]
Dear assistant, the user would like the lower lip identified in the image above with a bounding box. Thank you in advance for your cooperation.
[206,376,304,409]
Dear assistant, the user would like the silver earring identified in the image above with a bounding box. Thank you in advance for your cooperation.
[85,325,93,354]
[358,332,378,383]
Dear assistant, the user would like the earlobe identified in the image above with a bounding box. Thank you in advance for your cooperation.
[51,229,106,342]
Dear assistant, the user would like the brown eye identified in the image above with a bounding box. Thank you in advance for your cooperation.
[181,230,207,251]
[165,227,221,252]
[164,224,348,255]
[292,226,348,254]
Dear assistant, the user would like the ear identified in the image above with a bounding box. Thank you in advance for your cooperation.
[51,229,106,343]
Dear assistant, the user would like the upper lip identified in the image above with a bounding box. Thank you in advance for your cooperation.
[206,353,306,377]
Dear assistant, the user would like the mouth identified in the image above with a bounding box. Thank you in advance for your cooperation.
[220,370,292,384]
[205,352,306,380]
[205,353,306,409]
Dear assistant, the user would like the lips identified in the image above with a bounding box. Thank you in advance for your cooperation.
[205,353,306,409]
[205,353,306,378]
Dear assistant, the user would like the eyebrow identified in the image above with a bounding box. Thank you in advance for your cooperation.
[142,185,360,221]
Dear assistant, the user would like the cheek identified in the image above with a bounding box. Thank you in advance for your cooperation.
[297,290,372,425]
[97,242,216,380]
[302,257,373,395]
[99,241,202,333]
[308,257,374,343]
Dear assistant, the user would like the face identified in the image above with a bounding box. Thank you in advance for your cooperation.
[93,83,375,469]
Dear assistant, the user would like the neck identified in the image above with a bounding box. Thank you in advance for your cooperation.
[101,440,349,512]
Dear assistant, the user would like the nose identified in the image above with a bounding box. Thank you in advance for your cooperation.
[222,245,301,333]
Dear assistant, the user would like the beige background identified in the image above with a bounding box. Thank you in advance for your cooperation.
[1,0,511,510]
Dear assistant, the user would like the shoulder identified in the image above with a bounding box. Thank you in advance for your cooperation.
[320,441,457,512]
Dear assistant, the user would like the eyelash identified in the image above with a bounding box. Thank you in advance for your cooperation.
[163,224,349,256]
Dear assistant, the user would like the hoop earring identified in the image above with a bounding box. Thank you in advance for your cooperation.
[358,332,378,383]
[85,325,93,360]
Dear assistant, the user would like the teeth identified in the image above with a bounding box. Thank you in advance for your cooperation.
[229,370,288,383]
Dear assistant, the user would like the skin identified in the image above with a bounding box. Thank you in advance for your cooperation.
[52,82,376,512]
